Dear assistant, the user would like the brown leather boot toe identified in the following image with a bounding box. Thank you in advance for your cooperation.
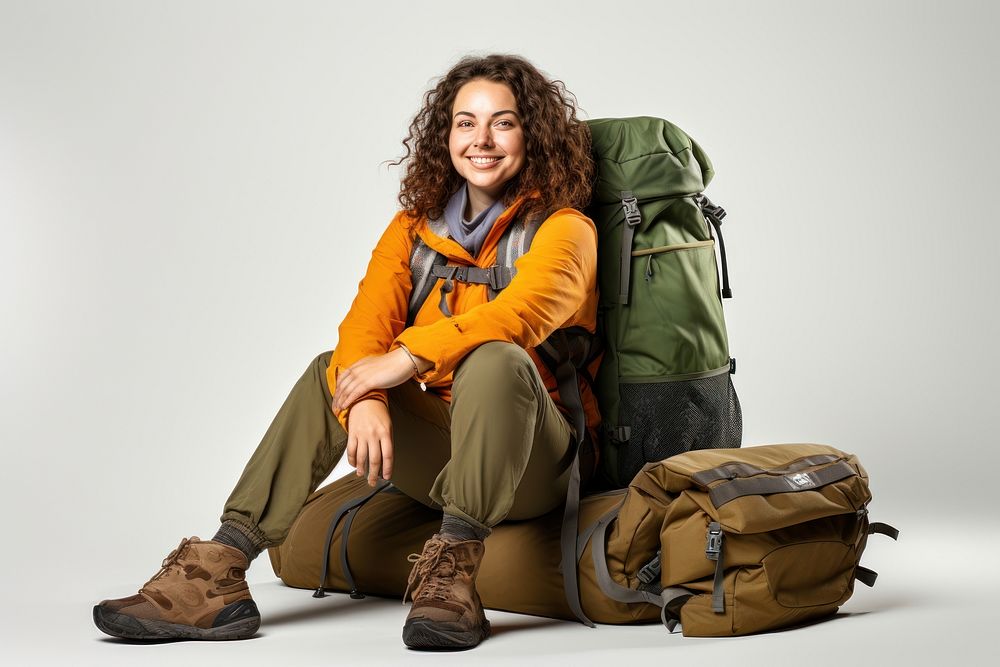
[93,537,260,641]
[402,534,490,650]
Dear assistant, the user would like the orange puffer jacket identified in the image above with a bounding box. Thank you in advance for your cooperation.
[326,196,601,438]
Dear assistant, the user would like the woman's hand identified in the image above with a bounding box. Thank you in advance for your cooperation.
[343,398,394,486]
[331,348,417,413]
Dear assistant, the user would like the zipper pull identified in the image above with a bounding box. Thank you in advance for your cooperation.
[644,255,654,282]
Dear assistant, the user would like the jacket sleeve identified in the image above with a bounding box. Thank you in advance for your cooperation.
[327,211,413,429]
[394,209,597,383]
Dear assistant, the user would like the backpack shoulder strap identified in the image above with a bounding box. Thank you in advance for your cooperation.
[407,218,449,326]
[493,214,541,296]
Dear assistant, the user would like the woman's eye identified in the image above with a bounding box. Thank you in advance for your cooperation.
[496,119,514,128]
[457,120,473,128]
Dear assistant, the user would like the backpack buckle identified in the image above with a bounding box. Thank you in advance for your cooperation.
[621,192,642,227]
[705,522,723,561]
[488,265,512,290]
[637,551,662,585]
[695,194,727,224]
[605,424,631,444]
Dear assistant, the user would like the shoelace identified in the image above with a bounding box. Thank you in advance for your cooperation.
[140,537,194,593]
[403,538,458,604]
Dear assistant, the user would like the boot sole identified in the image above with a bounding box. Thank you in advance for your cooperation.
[402,618,491,650]
[93,603,260,641]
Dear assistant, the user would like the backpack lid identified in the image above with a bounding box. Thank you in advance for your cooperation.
[587,116,714,206]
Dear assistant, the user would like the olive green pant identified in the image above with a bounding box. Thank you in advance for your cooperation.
[220,342,574,549]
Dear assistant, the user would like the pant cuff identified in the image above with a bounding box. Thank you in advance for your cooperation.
[217,513,275,552]
[440,505,492,534]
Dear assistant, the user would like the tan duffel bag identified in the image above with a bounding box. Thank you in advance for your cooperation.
[268,473,658,624]
[269,443,897,635]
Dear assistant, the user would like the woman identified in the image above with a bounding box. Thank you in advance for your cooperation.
[93,53,599,650]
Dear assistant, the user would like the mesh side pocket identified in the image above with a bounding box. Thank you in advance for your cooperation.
[618,373,742,484]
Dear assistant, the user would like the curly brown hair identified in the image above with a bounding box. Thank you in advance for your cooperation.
[393,54,594,222]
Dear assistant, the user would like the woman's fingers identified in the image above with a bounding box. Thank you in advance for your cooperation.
[354,432,368,477]
[380,436,394,481]
[346,431,358,468]
[366,440,382,486]
[345,400,393,487]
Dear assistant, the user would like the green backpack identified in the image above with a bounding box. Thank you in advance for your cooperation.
[585,116,742,490]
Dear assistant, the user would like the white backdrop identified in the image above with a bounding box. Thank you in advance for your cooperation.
[2,1,997,665]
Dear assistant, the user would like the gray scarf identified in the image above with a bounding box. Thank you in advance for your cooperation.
[443,184,506,258]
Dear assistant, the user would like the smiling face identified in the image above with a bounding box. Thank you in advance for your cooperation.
[448,78,526,218]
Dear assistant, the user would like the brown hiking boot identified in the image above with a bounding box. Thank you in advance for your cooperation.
[93,537,260,641]
[401,534,490,650]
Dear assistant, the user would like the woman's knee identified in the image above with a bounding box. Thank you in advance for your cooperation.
[454,342,535,387]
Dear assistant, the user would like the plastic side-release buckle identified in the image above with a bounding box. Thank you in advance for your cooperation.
[605,424,631,444]
[729,357,736,375]
[705,522,723,561]
[621,191,642,227]
[695,193,727,224]
[637,550,662,586]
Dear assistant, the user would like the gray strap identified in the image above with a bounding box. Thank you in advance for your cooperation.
[590,506,664,606]
[855,566,878,587]
[430,263,514,290]
[661,588,692,633]
[552,329,593,627]
[436,266,457,317]
[576,517,602,564]
[691,454,841,486]
[407,239,447,326]
[708,460,857,509]
[617,191,641,304]
[313,480,391,598]
[710,553,725,613]
[494,218,517,300]
[590,506,694,631]
[705,521,726,613]
[869,522,900,540]
[560,444,592,627]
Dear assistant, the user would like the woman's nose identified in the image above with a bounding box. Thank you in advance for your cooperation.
[474,126,494,148]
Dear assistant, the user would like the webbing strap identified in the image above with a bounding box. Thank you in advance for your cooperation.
[855,566,879,587]
[696,194,732,299]
[691,454,841,486]
[617,191,641,304]
[706,521,726,613]
[407,239,447,326]
[313,480,391,598]
[576,515,602,563]
[708,461,858,508]
[560,447,592,626]
[869,522,900,540]
[710,552,726,613]
[436,266,458,317]
[590,505,661,606]
[589,505,693,630]
[430,263,514,290]
[550,328,594,627]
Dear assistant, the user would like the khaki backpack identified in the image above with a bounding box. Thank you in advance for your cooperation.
[588,443,899,634]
